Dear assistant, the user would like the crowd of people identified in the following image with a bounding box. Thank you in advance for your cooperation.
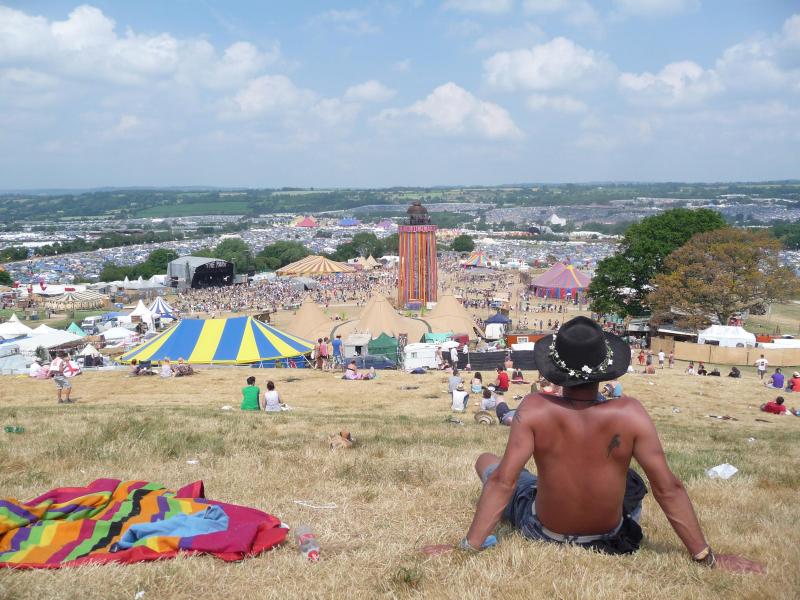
[171,271,396,317]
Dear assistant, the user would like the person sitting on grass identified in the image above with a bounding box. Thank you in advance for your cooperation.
[174,358,194,377]
[686,361,696,375]
[494,367,510,392]
[765,368,784,389]
[697,362,708,376]
[241,376,260,411]
[728,366,741,378]
[430,316,764,574]
[449,368,463,394]
[129,359,150,376]
[481,387,497,411]
[451,383,469,412]
[263,380,281,412]
[760,396,788,415]
[708,367,721,377]
[787,371,800,392]
[471,372,483,394]
[160,358,174,378]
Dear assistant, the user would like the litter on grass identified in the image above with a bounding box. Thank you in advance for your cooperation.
[706,463,738,479]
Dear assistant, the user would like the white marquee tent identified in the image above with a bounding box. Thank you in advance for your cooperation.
[697,325,756,348]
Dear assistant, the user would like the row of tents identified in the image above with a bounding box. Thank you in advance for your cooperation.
[114,292,482,366]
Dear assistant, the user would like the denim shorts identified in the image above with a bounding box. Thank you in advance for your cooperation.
[53,375,71,390]
[482,464,643,545]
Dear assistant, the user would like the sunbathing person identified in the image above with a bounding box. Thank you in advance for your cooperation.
[511,369,528,384]
[344,361,375,380]
[439,316,762,573]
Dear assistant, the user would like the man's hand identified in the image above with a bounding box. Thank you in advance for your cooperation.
[714,554,766,574]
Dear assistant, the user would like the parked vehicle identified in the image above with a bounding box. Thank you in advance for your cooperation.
[352,354,396,370]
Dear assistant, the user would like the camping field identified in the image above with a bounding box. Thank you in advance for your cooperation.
[1,367,799,599]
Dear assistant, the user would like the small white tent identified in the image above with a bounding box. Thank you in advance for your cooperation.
[79,343,101,357]
[0,314,32,339]
[129,300,154,328]
[102,326,136,341]
[698,325,756,348]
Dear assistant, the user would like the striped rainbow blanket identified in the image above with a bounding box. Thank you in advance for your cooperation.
[0,479,287,569]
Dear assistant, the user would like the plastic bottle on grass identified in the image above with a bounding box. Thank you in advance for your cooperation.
[295,525,320,562]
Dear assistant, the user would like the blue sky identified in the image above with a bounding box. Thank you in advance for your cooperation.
[0,1,797,188]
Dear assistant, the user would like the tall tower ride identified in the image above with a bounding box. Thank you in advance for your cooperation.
[397,202,438,307]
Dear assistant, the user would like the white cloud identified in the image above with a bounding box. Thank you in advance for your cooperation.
[377,82,522,139]
[612,0,699,17]
[344,80,396,103]
[715,15,800,94]
[484,37,612,91]
[619,60,721,107]
[443,0,514,14]
[522,0,601,30]
[310,9,380,35]
[526,93,587,112]
[109,114,141,137]
[0,4,279,88]
[225,75,316,119]
[474,23,544,52]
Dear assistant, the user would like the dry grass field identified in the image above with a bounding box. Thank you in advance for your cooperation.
[1,366,799,600]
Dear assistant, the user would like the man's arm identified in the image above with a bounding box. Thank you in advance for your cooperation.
[465,405,535,549]
[631,401,764,573]
[631,404,708,556]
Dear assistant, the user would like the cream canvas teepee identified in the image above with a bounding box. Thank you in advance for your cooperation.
[285,298,334,341]
[333,294,429,342]
[426,293,484,339]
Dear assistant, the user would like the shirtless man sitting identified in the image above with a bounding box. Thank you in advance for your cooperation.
[438,317,763,573]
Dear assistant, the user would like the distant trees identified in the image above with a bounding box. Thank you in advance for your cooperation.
[256,241,309,271]
[0,247,28,262]
[589,208,727,316]
[771,221,800,250]
[98,249,178,282]
[450,234,475,253]
[0,270,12,286]
[329,233,386,262]
[648,229,799,328]
[210,238,256,273]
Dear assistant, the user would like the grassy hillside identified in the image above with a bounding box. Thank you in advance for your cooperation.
[1,367,797,599]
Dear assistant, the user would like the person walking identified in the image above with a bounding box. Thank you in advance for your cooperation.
[49,351,73,404]
[754,355,768,380]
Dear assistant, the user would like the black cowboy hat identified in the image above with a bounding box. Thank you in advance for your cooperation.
[533,316,630,388]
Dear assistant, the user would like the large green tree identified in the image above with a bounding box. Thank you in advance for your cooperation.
[145,248,178,272]
[589,208,727,316]
[212,238,256,273]
[256,241,309,271]
[648,229,799,328]
[450,234,475,253]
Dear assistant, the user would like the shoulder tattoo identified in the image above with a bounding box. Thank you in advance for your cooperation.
[606,433,621,458]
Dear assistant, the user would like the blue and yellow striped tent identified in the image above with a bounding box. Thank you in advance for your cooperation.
[119,316,314,365]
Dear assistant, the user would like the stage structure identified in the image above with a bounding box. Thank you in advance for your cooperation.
[397,202,438,308]
[167,256,235,289]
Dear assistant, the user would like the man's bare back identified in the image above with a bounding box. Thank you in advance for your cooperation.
[521,391,640,535]
[454,383,764,573]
